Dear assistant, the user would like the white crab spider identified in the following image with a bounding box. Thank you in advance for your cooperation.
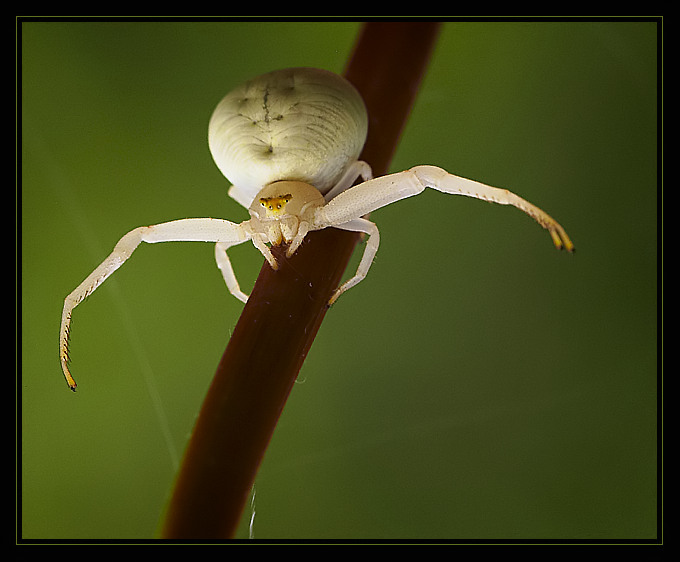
[59,67,573,391]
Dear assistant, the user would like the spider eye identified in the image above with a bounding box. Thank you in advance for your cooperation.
[259,194,293,216]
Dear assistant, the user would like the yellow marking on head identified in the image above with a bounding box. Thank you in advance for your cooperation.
[259,194,292,217]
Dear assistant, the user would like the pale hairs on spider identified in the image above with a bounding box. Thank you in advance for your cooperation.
[59,67,574,391]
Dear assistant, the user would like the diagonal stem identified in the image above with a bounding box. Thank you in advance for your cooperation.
[160,21,441,540]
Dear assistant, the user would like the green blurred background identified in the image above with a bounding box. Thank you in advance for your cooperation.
[20,20,658,540]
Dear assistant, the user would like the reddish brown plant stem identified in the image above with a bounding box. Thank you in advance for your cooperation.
[161,22,441,539]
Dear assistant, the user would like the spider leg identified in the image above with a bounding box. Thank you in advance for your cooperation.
[411,165,575,252]
[314,165,573,305]
[60,218,249,391]
[228,184,255,208]
[327,217,380,306]
[323,160,373,201]
[215,242,249,303]
[317,169,424,227]
[319,166,573,253]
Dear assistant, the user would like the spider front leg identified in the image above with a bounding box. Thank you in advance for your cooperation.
[410,166,574,252]
[321,165,574,252]
[60,218,249,391]
[316,164,574,305]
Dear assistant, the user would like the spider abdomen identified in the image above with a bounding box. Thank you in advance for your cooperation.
[208,67,368,205]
